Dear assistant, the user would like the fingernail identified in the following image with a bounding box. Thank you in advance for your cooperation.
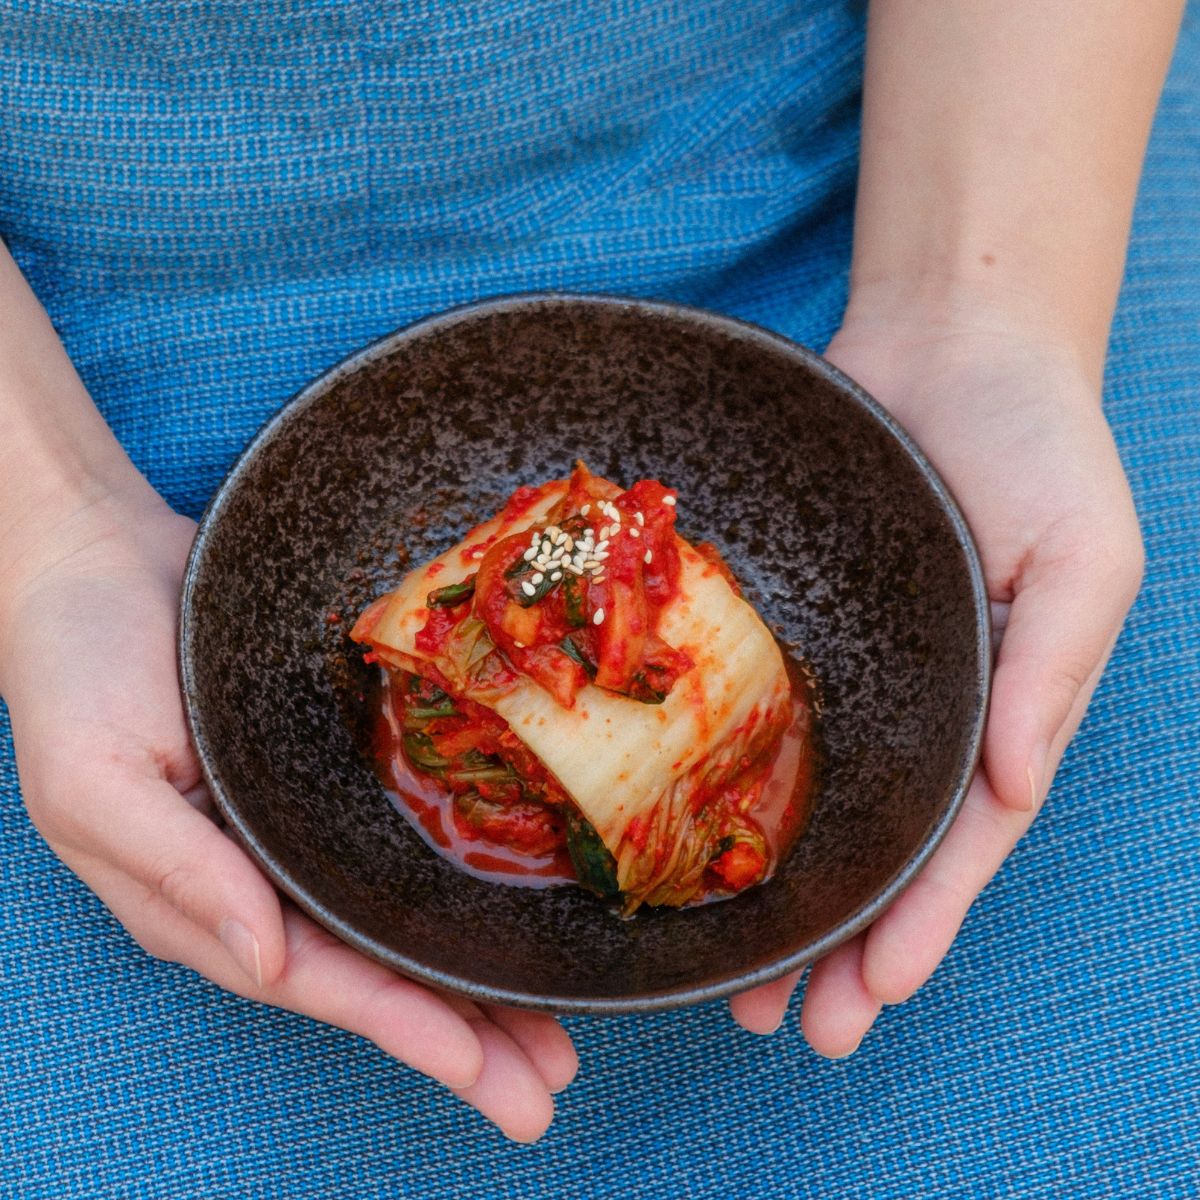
[219,918,263,990]
[1027,744,1049,811]
[753,1012,786,1036]
[441,1058,484,1092]
[819,1034,864,1061]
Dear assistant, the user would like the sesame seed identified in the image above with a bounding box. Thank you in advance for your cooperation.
[550,571,562,582]
[580,504,591,515]
[531,572,544,585]
[523,547,537,561]
[583,559,601,570]
[593,607,605,625]
[521,581,536,597]
[595,540,609,552]
[514,641,526,648]
[471,550,485,559]
[629,527,640,538]
[563,534,574,551]
[584,528,595,540]
[635,511,645,526]
[663,496,676,506]
[644,549,653,564]
[565,563,584,575]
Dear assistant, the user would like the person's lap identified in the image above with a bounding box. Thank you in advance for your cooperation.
[1,6,1197,1195]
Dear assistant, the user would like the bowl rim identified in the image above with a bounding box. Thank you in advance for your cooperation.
[179,290,991,1013]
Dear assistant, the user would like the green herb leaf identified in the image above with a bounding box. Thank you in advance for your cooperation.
[619,669,668,705]
[560,634,598,678]
[514,572,560,608]
[505,552,532,579]
[565,810,620,899]
[426,577,476,608]
[401,731,450,776]
[562,573,587,627]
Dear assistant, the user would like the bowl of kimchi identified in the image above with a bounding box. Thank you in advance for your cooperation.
[180,293,990,1012]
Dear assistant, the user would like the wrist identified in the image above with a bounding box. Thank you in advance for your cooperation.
[837,273,1107,393]
[0,445,174,674]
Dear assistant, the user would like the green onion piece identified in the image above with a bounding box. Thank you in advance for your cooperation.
[565,810,620,899]
[401,731,450,775]
[406,703,458,720]
[426,577,476,609]
[457,748,492,769]
[505,553,531,579]
[446,765,518,785]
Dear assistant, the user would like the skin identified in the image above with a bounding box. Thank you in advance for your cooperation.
[729,0,1182,1049]
[0,0,1183,1138]
[0,249,577,1143]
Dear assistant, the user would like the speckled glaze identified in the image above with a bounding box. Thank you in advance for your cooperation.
[180,294,990,1013]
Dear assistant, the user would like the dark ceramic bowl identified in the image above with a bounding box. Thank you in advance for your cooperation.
[180,294,989,1013]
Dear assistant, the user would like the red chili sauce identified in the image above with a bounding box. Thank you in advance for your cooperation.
[367,654,818,898]
[356,465,818,904]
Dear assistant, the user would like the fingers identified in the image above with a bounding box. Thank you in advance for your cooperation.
[66,852,570,1138]
[791,616,1113,1049]
[50,775,288,989]
[479,1003,580,1094]
[261,908,488,1090]
[985,538,1140,813]
[728,968,804,1035]
[51,778,573,1139]
[263,918,558,1139]
[800,935,881,1058]
[860,770,1034,1005]
[735,539,1132,1056]
[67,853,487,1088]
[450,1019,558,1143]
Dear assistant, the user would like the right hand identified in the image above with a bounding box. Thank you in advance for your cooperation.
[0,489,577,1141]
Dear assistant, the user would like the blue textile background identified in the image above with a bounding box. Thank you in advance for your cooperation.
[1,2,1197,1197]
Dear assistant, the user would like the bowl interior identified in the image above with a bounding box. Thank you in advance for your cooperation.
[181,295,988,1011]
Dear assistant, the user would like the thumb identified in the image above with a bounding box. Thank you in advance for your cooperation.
[985,540,1141,812]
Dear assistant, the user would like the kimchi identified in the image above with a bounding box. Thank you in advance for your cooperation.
[352,463,814,912]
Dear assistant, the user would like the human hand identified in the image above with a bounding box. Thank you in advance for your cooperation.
[0,492,577,1141]
[729,297,1143,1052]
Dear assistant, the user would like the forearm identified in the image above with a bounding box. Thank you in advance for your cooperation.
[848,0,1184,384]
[0,244,165,636]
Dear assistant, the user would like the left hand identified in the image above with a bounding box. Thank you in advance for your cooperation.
[0,495,576,1141]
[729,299,1144,1052]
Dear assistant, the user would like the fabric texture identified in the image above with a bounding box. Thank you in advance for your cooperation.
[1,2,1197,1196]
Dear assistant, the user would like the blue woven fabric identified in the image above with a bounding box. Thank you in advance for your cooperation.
[1,3,1197,1197]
